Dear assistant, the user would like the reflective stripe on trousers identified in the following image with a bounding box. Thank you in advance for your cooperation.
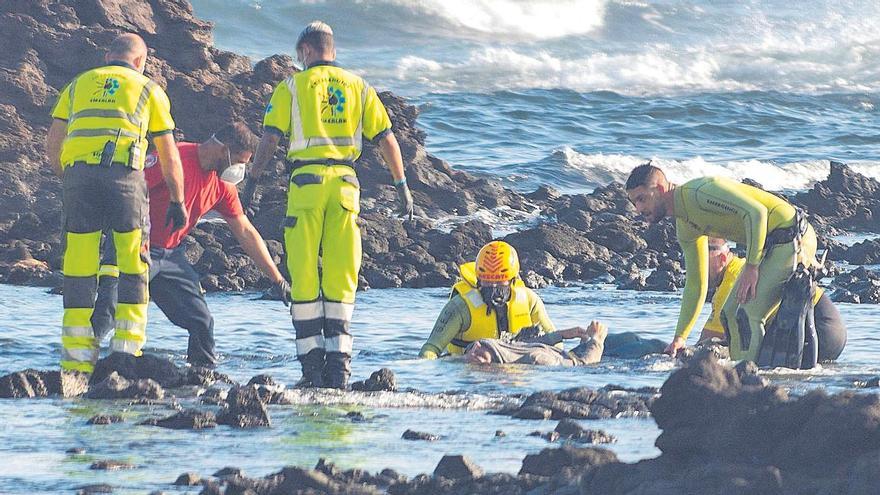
[61,165,150,371]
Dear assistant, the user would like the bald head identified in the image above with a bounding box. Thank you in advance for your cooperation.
[106,33,148,73]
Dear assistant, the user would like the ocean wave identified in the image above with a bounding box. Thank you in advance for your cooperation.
[384,0,606,40]
[194,0,880,95]
[558,149,880,191]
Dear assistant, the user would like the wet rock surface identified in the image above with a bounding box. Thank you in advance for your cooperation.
[91,353,185,389]
[141,409,216,430]
[829,266,880,304]
[87,414,124,425]
[432,455,483,480]
[85,372,164,400]
[402,429,440,442]
[85,352,877,494]
[350,368,397,392]
[0,369,88,398]
[2,1,878,302]
[496,386,655,421]
[216,385,271,428]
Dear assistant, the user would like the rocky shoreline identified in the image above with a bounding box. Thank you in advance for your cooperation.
[1,0,879,304]
[6,350,875,495]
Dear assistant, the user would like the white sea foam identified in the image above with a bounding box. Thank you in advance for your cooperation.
[385,0,606,40]
[196,0,880,95]
[558,148,880,191]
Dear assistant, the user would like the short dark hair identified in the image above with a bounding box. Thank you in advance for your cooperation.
[625,162,666,190]
[214,122,258,155]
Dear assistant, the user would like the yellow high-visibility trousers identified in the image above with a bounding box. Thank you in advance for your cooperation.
[61,164,150,373]
[284,164,361,389]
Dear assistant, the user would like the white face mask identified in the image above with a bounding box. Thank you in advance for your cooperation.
[210,134,247,185]
[220,162,246,185]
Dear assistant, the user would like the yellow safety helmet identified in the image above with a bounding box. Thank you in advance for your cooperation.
[475,241,520,284]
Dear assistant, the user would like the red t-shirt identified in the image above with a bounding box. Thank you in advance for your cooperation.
[144,142,243,249]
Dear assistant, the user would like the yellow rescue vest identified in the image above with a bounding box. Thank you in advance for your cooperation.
[446,262,532,355]
[58,65,161,170]
[705,256,824,338]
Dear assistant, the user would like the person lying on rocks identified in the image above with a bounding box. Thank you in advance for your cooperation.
[464,321,608,365]
[698,238,846,361]
[625,163,820,363]
[92,123,291,368]
[419,241,560,358]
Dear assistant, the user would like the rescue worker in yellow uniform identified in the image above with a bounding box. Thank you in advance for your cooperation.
[699,238,846,361]
[419,241,558,358]
[625,163,818,362]
[46,34,187,373]
[243,21,412,389]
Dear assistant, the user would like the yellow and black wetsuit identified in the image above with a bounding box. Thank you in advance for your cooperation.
[674,177,817,361]
[419,264,556,359]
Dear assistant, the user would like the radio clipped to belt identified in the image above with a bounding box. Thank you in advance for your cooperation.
[127,120,146,170]
[99,129,123,168]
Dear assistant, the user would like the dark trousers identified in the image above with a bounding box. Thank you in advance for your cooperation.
[94,244,216,367]
[816,292,847,361]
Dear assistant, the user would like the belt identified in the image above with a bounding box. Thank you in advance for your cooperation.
[450,338,472,349]
[285,158,355,175]
[766,209,809,246]
[69,160,130,169]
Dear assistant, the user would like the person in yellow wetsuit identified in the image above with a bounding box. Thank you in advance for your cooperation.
[421,241,602,358]
[699,238,846,361]
[624,163,818,361]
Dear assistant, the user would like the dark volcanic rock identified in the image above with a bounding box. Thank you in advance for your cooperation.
[433,455,483,480]
[85,372,164,400]
[0,369,88,398]
[401,429,440,441]
[519,446,618,477]
[87,414,124,425]
[91,353,185,388]
[644,259,685,292]
[173,473,201,486]
[842,238,880,265]
[553,419,616,444]
[652,352,880,469]
[350,368,397,392]
[213,466,244,478]
[792,161,880,233]
[75,484,113,494]
[830,267,880,304]
[502,386,654,421]
[217,385,270,428]
[141,409,216,430]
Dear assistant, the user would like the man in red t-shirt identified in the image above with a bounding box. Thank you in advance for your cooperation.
[93,122,290,366]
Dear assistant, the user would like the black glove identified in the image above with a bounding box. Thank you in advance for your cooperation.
[241,180,258,217]
[395,181,414,222]
[268,278,291,306]
[165,201,188,232]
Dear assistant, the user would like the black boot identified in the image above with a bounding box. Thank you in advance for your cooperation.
[296,349,325,388]
[323,352,350,390]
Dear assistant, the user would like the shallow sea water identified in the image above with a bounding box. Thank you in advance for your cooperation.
[1,283,878,494]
